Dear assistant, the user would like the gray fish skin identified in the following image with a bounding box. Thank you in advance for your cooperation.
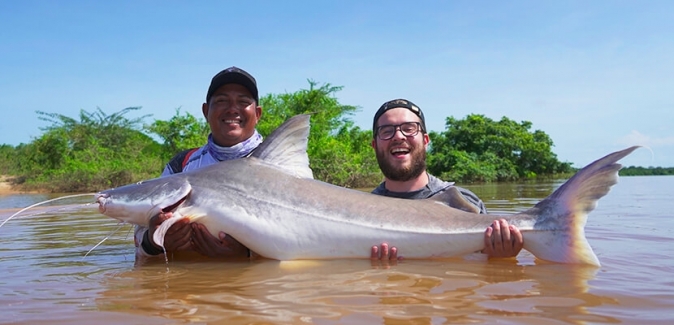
[96,114,639,266]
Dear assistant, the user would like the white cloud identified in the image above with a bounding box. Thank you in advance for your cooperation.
[616,130,674,147]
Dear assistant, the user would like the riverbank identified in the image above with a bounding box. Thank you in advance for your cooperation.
[0,175,36,195]
[0,175,14,194]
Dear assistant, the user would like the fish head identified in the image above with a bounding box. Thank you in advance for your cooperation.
[95,176,192,227]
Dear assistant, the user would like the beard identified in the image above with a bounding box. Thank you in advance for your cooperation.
[375,142,427,182]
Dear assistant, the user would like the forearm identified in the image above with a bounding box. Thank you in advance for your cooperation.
[134,225,163,256]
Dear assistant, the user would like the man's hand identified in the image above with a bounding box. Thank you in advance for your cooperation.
[148,212,193,253]
[482,219,523,258]
[191,223,250,258]
[370,243,400,267]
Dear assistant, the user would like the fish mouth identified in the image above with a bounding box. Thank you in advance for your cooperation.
[95,194,108,214]
[94,192,188,216]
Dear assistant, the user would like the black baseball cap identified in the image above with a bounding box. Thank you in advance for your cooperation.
[206,66,259,103]
[372,99,427,137]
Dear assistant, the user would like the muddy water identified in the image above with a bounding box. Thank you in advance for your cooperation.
[0,176,672,324]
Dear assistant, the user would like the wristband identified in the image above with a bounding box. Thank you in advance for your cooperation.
[142,230,164,256]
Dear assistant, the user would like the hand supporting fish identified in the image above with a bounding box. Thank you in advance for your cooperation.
[142,211,249,258]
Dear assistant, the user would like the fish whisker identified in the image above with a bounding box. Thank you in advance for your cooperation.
[0,193,97,229]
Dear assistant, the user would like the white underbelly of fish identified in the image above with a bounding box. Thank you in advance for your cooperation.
[187,206,487,260]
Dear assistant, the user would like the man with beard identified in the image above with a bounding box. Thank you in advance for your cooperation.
[369,99,524,261]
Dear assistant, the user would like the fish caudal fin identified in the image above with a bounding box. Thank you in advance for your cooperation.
[523,146,640,266]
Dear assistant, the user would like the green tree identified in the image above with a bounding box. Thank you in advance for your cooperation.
[0,82,593,193]
[259,80,380,187]
[15,107,164,191]
[145,108,209,160]
[620,166,674,176]
[428,114,573,182]
[0,144,16,175]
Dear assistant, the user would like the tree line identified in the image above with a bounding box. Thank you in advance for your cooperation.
[2,81,589,193]
[620,166,674,176]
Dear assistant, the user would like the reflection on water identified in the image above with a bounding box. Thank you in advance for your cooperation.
[95,259,609,324]
[1,176,673,324]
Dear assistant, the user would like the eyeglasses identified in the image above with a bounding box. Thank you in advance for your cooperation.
[375,122,422,140]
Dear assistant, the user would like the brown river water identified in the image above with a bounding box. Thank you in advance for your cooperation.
[0,176,672,324]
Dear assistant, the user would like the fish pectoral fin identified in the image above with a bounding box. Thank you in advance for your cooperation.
[429,187,481,213]
[152,212,190,249]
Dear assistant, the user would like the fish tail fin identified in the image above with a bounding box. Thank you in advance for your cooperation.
[523,146,640,266]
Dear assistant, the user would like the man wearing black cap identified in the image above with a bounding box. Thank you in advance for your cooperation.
[370,99,524,261]
[134,66,263,260]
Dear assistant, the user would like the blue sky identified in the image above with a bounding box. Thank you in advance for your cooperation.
[1,1,672,168]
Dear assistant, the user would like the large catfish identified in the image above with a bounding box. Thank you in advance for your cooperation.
[96,114,639,266]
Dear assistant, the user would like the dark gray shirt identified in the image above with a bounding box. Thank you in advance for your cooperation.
[371,173,487,214]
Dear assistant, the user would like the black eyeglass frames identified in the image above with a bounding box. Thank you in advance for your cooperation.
[376,122,422,140]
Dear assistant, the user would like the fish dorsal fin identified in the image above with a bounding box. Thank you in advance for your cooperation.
[251,114,314,179]
[429,186,481,213]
